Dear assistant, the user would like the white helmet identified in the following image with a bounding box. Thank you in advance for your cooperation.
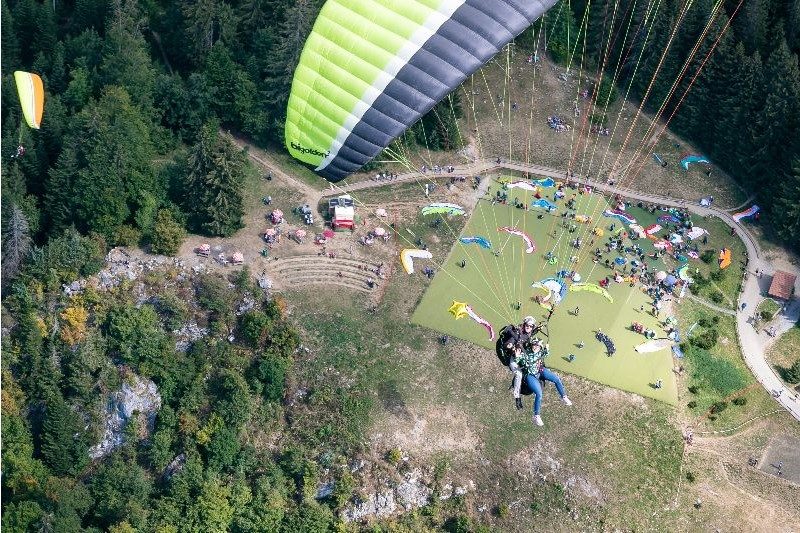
[522,316,536,327]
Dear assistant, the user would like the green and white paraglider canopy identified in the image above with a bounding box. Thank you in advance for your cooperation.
[285,0,559,182]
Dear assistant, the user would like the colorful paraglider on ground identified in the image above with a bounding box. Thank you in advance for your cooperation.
[533,177,556,187]
[459,236,492,249]
[569,282,613,303]
[532,198,557,211]
[421,203,465,216]
[400,249,432,274]
[506,181,539,192]
[498,227,535,253]
[680,154,710,170]
[718,248,732,269]
[448,300,495,340]
[531,278,566,307]
[284,0,561,181]
[732,205,760,223]
[603,209,637,225]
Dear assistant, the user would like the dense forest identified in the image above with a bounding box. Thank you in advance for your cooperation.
[552,0,800,249]
[1,0,798,531]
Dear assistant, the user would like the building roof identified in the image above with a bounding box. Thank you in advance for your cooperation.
[334,205,354,220]
[768,270,797,300]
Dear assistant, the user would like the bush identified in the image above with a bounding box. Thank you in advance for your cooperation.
[710,269,725,282]
[685,471,696,482]
[114,225,141,247]
[332,471,356,509]
[732,397,747,406]
[155,292,190,331]
[589,112,608,125]
[150,210,186,256]
[690,329,718,350]
[700,249,717,264]
[595,77,618,105]
[240,310,272,348]
[196,274,236,314]
[710,401,728,414]
[687,400,697,408]
[496,502,509,518]
[710,292,724,304]
[247,354,289,403]
[760,310,774,321]
[688,385,700,394]
[386,448,402,465]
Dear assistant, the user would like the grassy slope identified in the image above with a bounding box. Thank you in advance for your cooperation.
[767,326,800,384]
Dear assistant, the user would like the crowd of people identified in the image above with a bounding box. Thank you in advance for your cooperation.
[547,115,570,132]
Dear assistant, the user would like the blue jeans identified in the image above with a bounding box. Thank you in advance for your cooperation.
[525,368,566,415]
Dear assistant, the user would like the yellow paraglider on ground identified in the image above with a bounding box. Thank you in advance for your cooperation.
[569,282,614,303]
[14,71,44,129]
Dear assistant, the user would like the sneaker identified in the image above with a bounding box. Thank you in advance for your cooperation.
[533,414,544,427]
[562,396,572,406]
[515,397,524,410]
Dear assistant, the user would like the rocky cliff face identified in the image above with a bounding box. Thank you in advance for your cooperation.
[89,375,162,459]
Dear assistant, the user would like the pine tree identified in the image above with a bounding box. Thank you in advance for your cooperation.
[716,49,764,178]
[788,0,800,54]
[2,204,33,282]
[44,146,80,234]
[625,0,674,106]
[262,0,319,131]
[1,0,20,75]
[584,0,614,65]
[773,158,800,251]
[759,38,800,174]
[687,26,737,148]
[67,86,156,241]
[669,2,729,138]
[182,0,237,64]
[40,392,89,478]
[183,124,246,237]
[546,0,581,65]
[734,0,769,55]
[99,0,157,114]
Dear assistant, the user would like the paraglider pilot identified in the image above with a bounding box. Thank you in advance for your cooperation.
[496,316,540,410]
[516,339,572,427]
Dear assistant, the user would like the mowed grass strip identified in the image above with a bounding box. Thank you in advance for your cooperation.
[412,187,678,403]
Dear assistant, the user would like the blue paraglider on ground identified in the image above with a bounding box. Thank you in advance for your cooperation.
[532,198,558,211]
[534,177,556,188]
[459,236,492,249]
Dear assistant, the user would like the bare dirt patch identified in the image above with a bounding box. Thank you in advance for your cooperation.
[371,406,482,459]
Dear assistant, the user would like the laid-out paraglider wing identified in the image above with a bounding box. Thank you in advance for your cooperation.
[14,71,44,129]
[285,0,559,182]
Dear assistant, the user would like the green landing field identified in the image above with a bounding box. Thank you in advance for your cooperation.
[411,181,679,404]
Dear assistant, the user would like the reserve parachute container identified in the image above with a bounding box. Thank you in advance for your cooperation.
[285,0,559,182]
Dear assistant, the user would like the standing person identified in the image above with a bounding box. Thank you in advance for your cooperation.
[496,317,537,410]
[546,306,555,321]
[573,306,580,316]
[516,339,572,426]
